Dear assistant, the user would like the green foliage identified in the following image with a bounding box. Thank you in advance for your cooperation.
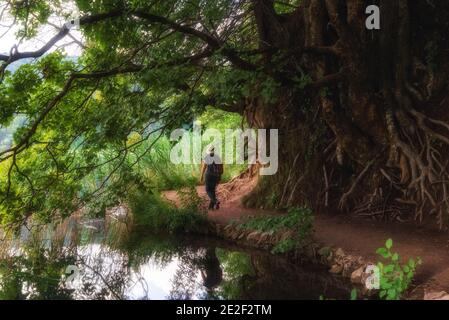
[259,76,281,104]
[320,288,358,301]
[0,0,260,225]
[0,244,74,300]
[121,233,189,269]
[128,188,207,233]
[274,0,301,14]
[137,136,199,190]
[293,73,313,90]
[133,107,246,190]
[237,207,314,254]
[239,207,313,236]
[0,117,25,150]
[176,185,204,212]
[267,191,280,209]
[376,239,422,300]
[350,288,358,300]
[272,238,298,254]
[10,0,53,39]
[197,107,247,181]
[215,249,254,300]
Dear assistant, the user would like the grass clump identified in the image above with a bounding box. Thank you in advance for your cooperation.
[237,207,314,253]
[136,136,199,190]
[128,187,207,234]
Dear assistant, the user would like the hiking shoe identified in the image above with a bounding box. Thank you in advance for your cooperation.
[208,201,215,210]
[215,201,220,210]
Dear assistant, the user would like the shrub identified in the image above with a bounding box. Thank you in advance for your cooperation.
[376,239,422,300]
[237,207,314,253]
[128,189,207,233]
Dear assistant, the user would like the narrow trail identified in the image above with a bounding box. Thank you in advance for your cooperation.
[162,179,449,295]
[163,175,284,225]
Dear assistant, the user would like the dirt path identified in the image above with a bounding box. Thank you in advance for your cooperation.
[163,182,449,295]
[314,214,449,294]
[164,186,283,224]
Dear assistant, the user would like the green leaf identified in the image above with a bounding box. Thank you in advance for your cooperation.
[376,248,390,258]
[384,265,394,273]
[350,289,358,300]
[392,253,399,262]
[385,239,393,250]
[387,288,397,300]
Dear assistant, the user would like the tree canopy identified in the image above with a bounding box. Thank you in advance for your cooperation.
[1,0,449,228]
[0,0,276,226]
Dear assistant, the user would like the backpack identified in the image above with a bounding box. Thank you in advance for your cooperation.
[215,163,224,175]
[209,162,223,176]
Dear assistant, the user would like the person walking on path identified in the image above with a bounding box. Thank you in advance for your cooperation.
[200,146,223,210]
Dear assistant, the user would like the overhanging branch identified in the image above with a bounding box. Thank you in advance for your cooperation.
[1,9,258,76]
[0,10,123,63]
[0,48,216,163]
[132,11,258,71]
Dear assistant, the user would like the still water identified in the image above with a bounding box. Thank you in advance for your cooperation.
[0,216,353,300]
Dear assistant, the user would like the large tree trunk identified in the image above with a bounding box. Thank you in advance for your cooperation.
[242,0,449,228]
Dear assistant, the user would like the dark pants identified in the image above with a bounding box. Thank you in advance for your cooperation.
[205,174,219,207]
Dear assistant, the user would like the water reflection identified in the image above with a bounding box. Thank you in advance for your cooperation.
[0,217,354,300]
[200,248,223,292]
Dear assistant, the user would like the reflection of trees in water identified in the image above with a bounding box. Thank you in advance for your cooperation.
[0,221,135,300]
[214,249,254,300]
[1,222,353,300]
[200,248,223,291]
[217,251,352,300]
[214,248,354,300]
[0,242,132,300]
[1,225,228,300]
[71,245,131,300]
[168,247,223,300]
[168,251,202,300]
[0,243,75,299]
